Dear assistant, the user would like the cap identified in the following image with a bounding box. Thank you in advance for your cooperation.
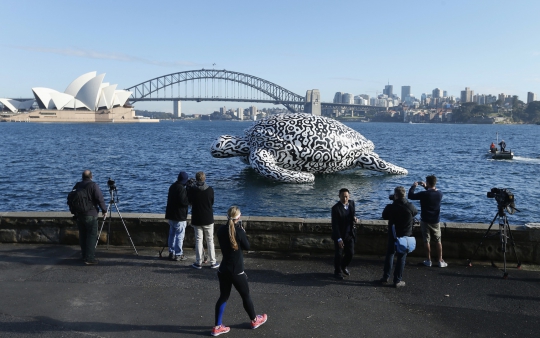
[178,171,189,185]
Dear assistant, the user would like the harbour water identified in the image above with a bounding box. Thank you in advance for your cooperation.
[0,120,539,225]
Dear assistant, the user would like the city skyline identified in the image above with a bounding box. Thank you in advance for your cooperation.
[2,0,540,114]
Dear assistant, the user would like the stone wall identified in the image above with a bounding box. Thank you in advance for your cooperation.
[1,212,539,263]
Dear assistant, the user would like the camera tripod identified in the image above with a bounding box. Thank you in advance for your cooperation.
[95,188,138,255]
[467,205,521,278]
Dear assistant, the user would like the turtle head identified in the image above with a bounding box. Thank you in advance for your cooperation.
[210,135,250,158]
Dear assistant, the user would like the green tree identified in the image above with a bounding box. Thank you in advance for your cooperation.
[452,102,477,122]
[510,95,525,122]
[523,101,540,123]
[471,104,493,117]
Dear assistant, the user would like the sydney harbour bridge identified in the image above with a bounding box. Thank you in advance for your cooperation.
[4,69,386,116]
[125,69,386,115]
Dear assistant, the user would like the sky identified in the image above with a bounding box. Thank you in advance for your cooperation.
[2,0,540,114]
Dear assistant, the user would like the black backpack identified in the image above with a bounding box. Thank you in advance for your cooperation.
[67,183,95,215]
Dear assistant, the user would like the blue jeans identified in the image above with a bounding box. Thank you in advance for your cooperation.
[168,220,187,256]
[383,229,407,284]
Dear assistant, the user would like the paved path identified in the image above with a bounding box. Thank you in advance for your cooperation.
[0,243,539,337]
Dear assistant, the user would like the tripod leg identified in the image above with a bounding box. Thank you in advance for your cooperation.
[468,213,497,267]
[499,219,508,278]
[112,201,139,255]
[107,210,112,249]
[505,219,522,269]
[96,218,105,249]
[95,200,114,249]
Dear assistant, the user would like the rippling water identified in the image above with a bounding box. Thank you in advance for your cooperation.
[1,120,539,225]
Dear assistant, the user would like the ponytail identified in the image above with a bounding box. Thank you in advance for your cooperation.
[227,206,241,251]
[228,218,238,251]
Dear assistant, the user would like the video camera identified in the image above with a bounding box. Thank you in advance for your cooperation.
[487,188,516,213]
[107,178,117,191]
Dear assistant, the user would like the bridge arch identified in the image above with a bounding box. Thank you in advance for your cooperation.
[125,69,306,113]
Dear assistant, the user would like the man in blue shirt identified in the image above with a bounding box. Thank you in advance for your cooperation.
[408,175,447,268]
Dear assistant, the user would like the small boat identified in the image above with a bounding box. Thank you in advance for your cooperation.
[490,149,514,159]
[489,132,513,159]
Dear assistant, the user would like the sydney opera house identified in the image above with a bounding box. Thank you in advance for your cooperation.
[0,72,157,122]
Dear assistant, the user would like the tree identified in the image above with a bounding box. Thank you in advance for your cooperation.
[452,102,477,122]
[471,104,493,117]
[523,101,540,123]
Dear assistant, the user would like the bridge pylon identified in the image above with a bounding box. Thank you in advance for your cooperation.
[173,100,181,118]
[304,89,321,116]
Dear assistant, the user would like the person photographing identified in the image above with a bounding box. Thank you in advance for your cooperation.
[408,175,447,268]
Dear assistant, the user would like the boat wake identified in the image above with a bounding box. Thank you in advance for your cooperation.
[512,156,540,164]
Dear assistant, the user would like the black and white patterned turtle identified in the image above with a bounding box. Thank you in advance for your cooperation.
[210,113,408,183]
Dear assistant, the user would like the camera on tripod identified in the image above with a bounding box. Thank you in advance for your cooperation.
[107,178,117,191]
[468,187,521,277]
[487,188,516,213]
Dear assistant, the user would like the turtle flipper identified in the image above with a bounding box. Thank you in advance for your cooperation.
[211,135,250,158]
[249,148,315,183]
[354,152,408,175]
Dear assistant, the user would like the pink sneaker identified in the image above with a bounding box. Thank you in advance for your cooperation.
[211,324,230,336]
[251,314,267,329]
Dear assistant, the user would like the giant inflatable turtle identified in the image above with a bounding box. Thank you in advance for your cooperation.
[210,113,408,183]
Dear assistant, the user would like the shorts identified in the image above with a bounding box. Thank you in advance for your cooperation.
[420,221,441,243]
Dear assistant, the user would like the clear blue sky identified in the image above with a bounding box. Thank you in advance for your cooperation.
[2,0,540,114]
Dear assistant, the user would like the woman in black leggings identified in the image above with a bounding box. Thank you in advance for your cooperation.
[211,206,267,336]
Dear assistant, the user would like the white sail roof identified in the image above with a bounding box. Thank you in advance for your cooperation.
[25,72,131,112]
[64,71,97,97]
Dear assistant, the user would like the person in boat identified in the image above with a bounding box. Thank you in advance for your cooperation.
[499,140,506,152]
[490,142,496,153]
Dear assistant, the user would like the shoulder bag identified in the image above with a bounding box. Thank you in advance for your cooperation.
[392,224,416,254]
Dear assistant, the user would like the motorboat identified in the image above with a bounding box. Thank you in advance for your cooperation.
[489,132,513,159]
[490,148,514,159]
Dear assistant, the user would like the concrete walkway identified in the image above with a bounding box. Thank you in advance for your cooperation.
[0,243,539,338]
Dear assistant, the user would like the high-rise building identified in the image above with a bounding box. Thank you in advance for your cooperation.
[432,88,442,98]
[342,93,353,104]
[460,87,473,103]
[527,92,537,104]
[359,94,369,101]
[383,85,393,97]
[237,107,243,120]
[443,90,448,97]
[401,86,411,101]
[250,106,257,119]
[333,92,343,104]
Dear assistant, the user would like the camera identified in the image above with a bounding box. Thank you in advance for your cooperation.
[235,220,244,230]
[389,194,395,200]
[107,178,117,191]
[185,177,197,188]
[487,188,516,211]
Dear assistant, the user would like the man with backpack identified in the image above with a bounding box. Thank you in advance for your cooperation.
[68,170,107,265]
[165,171,190,261]
[380,186,417,288]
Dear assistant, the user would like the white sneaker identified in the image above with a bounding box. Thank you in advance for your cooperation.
[438,261,448,268]
[211,263,220,269]
[423,260,432,267]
